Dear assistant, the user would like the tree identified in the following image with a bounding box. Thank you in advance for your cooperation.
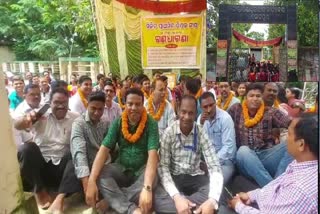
[0,0,98,60]
[246,31,264,41]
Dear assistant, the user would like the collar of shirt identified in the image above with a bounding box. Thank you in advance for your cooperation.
[286,160,318,173]
[105,100,117,110]
[207,107,224,127]
[175,120,197,137]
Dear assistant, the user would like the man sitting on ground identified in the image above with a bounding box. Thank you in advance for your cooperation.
[69,75,93,114]
[217,82,240,111]
[198,92,236,184]
[228,83,292,187]
[156,95,223,214]
[71,91,110,213]
[102,81,122,123]
[86,88,159,214]
[144,79,175,138]
[229,113,318,213]
[114,80,130,110]
[9,75,25,110]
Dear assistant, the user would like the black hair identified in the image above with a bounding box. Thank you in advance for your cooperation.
[32,73,39,78]
[51,80,68,91]
[24,84,40,94]
[141,77,150,84]
[12,75,24,83]
[246,83,264,94]
[119,80,128,88]
[276,83,288,104]
[104,80,116,91]
[159,75,168,82]
[186,79,201,95]
[50,87,69,101]
[97,74,105,81]
[289,87,301,99]
[88,91,106,103]
[199,91,216,105]
[180,95,197,111]
[125,88,144,103]
[125,75,132,81]
[78,75,92,85]
[294,113,318,157]
[263,82,278,92]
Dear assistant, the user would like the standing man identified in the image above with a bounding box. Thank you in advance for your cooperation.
[217,82,240,111]
[40,76,51,105]
[156,95,223,214]
[86,88,159,214]
[9,75,25,110]
[69,75,93,114]
[229,113,318,213]
[144,79,175,138]
[199,92,236,184]
[102,81,122,123]
[228,83,292,187]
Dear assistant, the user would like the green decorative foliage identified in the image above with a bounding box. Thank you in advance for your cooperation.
[105,28,120,77]
[125,33,143,76]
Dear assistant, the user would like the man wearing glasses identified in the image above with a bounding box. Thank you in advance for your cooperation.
[156,95,223,214]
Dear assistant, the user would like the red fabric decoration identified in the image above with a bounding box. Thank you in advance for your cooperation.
[115,0,206,13]
[233,29,282,47]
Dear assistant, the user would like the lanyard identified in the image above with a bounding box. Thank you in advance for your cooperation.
[178,125,198,152]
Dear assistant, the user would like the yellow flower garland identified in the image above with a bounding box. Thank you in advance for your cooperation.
[217,92,233,110]
[117,92,125,110]
[195,88,203,100]
[147,95,166,121]
[77,89,88,109]
[121,108,147,143]
[242,100,265,128]
[273,99,280,108]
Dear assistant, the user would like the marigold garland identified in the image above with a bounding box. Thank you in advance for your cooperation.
[195,88,203,99]
[217,92,233,110]
[121,108,147,143]
[117,92,125,109]
[147,95,166,121]
[242,100,265,128]
[141,88,150,99]
[273,99,280,108]
[78,89,88,109]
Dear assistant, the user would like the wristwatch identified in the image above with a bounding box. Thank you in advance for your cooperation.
[143,185,152,192]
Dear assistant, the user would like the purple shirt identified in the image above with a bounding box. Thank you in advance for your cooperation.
[235,160,318,214]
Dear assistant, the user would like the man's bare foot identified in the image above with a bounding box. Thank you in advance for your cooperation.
[48,193,65,213]
[132,207,142,214]
[35,190,52,209]
[95,199,109,214]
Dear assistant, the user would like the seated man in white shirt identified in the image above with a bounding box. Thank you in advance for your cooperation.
[144,79,176,138]
[156,95,223,213]
[102,81,122,123]
[15,88,79,210]
[69,75,93,114]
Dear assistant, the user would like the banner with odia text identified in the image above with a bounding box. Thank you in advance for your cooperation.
[141,15,203,69]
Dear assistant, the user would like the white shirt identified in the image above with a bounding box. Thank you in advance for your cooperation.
[69,92,86,114]
[40,87,51,105]
[32,110,79,165]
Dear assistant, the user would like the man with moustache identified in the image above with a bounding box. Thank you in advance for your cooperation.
[15,88,79,209]
[114,80,130,110]
[86,88,159,214]
[40,76,51,105]
[156,95,223,214]
[102,80,122,123]
[228,83,292,187]
[198,92,236,185]
[217,82,240,111]
[70,75,93,114]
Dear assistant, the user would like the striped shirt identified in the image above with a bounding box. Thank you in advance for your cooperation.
[102,101,122,124]
[235,160,318,214]
[144,99,176,137]
[158,120,223,202]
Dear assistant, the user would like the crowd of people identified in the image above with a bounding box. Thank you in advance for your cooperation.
[3,70,319,214]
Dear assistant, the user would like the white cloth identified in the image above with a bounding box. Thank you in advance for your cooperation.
[69,92,86,114]
[101,101,122,124]
[32,110,79,165]
[202,87,217,99]
[40,88,51,105]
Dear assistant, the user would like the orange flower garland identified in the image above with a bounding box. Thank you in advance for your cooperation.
[141,88,150,99]
[117,92,125,109]
[78,89,88,108]
[217,92,233,110]
[273,99,280,108]
[242,100,265,128]
[147,95,166,121]
[195,88,203,99]
[122,108,147,143]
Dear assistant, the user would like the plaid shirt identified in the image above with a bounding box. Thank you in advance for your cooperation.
[158,120,223,202]
[228,103,291,150]
[235,160,318,214]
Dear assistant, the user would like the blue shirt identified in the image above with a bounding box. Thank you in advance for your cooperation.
[9,91,24,110]
[201,107,236,163]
